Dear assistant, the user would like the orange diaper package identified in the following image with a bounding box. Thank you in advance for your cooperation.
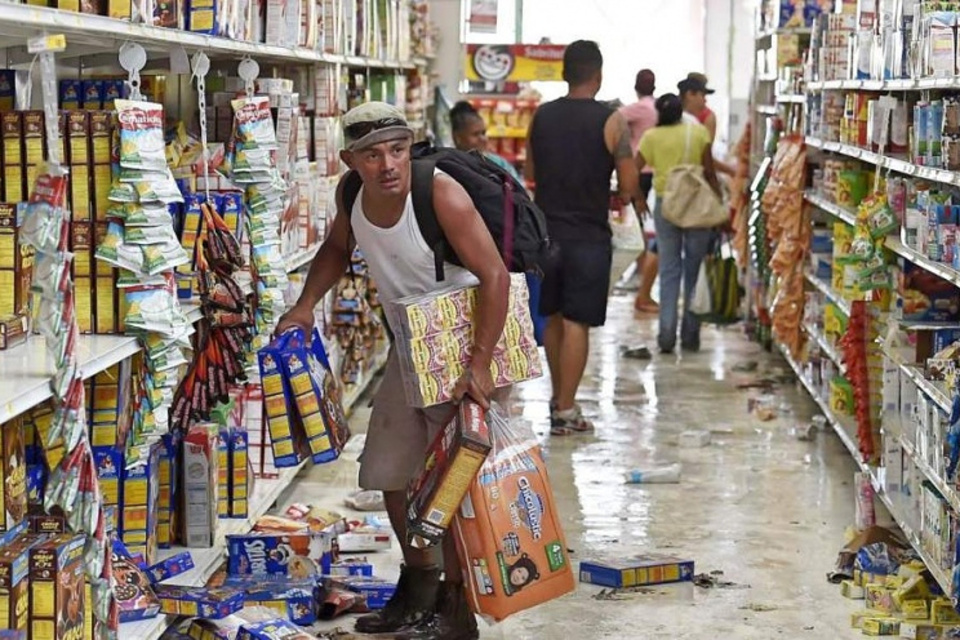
[451,407,574,622]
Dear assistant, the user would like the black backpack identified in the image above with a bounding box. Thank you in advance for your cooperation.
[342,143,555,282]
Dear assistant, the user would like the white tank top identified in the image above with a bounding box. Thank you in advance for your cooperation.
[350,171,479,308]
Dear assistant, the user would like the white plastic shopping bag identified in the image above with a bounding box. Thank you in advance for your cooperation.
[690,262,711,315]
[610,203,645,252]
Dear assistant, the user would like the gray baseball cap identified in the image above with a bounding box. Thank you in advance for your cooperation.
[342,102,413,151]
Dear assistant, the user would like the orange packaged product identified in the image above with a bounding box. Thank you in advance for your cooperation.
[452,407,574,622]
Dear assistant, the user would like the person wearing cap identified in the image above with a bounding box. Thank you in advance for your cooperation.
[525,39,639,436]
[276,101,510,640]
[678,72,736,176]
[619,68,659,314]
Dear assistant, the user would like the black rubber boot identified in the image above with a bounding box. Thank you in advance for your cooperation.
[355,565,441,634]
[394,581,479,640]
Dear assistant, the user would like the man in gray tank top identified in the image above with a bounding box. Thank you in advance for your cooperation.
[526,40,639,436]
[276,102,509,640]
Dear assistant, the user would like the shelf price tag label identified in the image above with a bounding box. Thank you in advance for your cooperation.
[27,34,66,54]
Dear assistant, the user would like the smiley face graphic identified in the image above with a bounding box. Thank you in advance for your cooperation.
[473,45,514,82]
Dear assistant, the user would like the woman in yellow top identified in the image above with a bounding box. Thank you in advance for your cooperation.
[636,93,722,354]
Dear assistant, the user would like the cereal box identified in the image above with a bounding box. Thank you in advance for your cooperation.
[237,618,318,640]
[145,553,194,584]
[226,532,333,578]
[0,531,45,631]
[239,582,318,625]
[110,536,160,623]
[326,560,373,577]
[257,339,305,468]
[28,534,86,640]
[119,443,160,563]
[406,401,491,548]
[0,417,27,531]
[182,424,218,548]
[154,586,243,619]
[325,576,396,610]
[578,555,695,589]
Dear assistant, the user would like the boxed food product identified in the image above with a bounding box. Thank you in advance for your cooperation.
[155,585,244,619]
[119,443,160,563]
[0,202,33,320]
[865,584,896,613]
[182,424,218,548]
[899,263,960,323]
[406,401,491,548]
[185,606,281,640]
[240,582,318,625]
[110,536,161,623]
[228,426,250,518]
[237,618,317,640]
[452,407,574,622]
[257,339,306,469]
[861,616,899,636]
[326,560,373,577]
[578,555,695,588]
[841,578,865,599]
[0,530,45,631]
[0,417,26,532]
[327,576,396,610]
[226,532,333,578]
[145,553,195,584]
[336,526,392,553]
[0,315,28,351]
[28,534,86,640]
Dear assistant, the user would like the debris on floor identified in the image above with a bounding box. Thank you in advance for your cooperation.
[344,489,385,511]
[624,463,681,484]
[621,345,652,360]
[678,430,711,447]
[739,603,779,612]
[693,570,750,590]
[731,360,759,373]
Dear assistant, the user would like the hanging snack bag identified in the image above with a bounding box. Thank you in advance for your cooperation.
[116,100,167,172]
[231,97,279,151]
[452,405,574,622]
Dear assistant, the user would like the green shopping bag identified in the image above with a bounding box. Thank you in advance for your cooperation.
[700,246,742,325]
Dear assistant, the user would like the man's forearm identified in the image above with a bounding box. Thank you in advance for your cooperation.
[470,270,510,369]
[295,241,351,309]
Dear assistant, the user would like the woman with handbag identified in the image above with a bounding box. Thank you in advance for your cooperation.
[636,93,724,353]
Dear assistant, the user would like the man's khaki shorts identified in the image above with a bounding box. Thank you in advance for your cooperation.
[358,349,511,492]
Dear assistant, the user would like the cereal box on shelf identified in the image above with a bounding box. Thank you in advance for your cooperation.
[182,424,218,548]
[385,274,542,407]
[406,401,491,548]
[226,532,334,578]
[0,529,45,631]
[28,534,86,640]
[0,416,27,531]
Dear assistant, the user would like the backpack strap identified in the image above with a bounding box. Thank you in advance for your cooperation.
[410,158,447,281]
[342,170,364,229]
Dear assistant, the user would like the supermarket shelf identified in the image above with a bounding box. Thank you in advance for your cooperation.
[809,77,960,92]
[117,462,307,640]
[776,94,806,104]
[803,136,960,187]
[756,104,779,115]
[885,237,960,290]
[802,323,846,374]
[779,342,955,596]
[899,436,960,515]
[285,244,321,273]
[803,271,851,316]
[0,4,415,69]
[803,191,857,226]
[0,334,141,425]
[486,124,527,139]
[882,346,953,413]
[342,341,390,415]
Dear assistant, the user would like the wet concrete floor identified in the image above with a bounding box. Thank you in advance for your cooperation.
[288,293,871,639]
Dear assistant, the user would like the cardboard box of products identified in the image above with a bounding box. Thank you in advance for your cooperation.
[182,424,218,548]
[579,555,695,589]
[226,532,333,578]
[28,534,86,640]
[0,417,27,532]
[406,401,491,547]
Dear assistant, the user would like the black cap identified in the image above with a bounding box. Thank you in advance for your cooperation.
[678,72,715,95]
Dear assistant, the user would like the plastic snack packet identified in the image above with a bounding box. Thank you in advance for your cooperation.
[32,250,74,300]
[124,224,180,246]
[231,97,279,150]
[116,100,168,172]
[20,201,65,252]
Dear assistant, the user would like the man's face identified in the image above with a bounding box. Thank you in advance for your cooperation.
[345,136,413,197]
[454,117,488,153]
[686,90,707,113]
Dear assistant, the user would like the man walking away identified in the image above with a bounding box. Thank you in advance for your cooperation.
[526,40,638,436]
[619,68,659,314]
[276,102,510,640]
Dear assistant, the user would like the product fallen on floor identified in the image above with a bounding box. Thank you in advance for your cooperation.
[237,617,321,640]
[578,555,696,589]
[322,575,397,611]
[406,400,492,547]
[623,463,681,484]
[343,490,384,511]
[385,273,542,407]
[185,605,284,640]
[336,519,393,553]
[452,404,574,622]
[227,531,335,578]
[110,535,161,622]
[145,552,195,583]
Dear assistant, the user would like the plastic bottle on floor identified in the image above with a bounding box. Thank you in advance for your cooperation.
[624,463,681,484]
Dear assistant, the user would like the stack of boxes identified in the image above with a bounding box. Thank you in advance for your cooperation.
[812,10,856,82]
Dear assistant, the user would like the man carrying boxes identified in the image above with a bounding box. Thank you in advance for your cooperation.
[276,102,512,640]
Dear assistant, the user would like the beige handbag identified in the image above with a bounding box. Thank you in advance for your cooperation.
[661,124,727,229]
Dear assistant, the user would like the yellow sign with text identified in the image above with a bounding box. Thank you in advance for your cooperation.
[465,44,566,83]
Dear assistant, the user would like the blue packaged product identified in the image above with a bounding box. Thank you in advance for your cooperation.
[226,532,333,578]
[335,576,396,610]
[102,80,124,110]
[0,71,15,111]
[327,560,374,577]
[242,582,319,624]
[578,555,695,588]
[256,334,306,468]
[155,585,244,619]
[25,465,44,505]
[81,79,103,109]
[219,192,243,238]
[110,535,161,623]
[237,619,303,640]
[929,100,945,164]
[146,552,195,583]
[59,79,81,110]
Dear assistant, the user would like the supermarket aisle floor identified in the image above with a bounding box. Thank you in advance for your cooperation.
[286,294,866,639]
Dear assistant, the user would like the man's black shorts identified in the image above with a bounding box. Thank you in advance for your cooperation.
[539,239,612,327]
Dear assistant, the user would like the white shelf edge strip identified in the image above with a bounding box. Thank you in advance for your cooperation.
[0,4,416,69]
[807,77,960,92]
[778,343,954,595]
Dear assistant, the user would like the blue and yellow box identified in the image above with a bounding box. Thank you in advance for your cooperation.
[578,555,694,589]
